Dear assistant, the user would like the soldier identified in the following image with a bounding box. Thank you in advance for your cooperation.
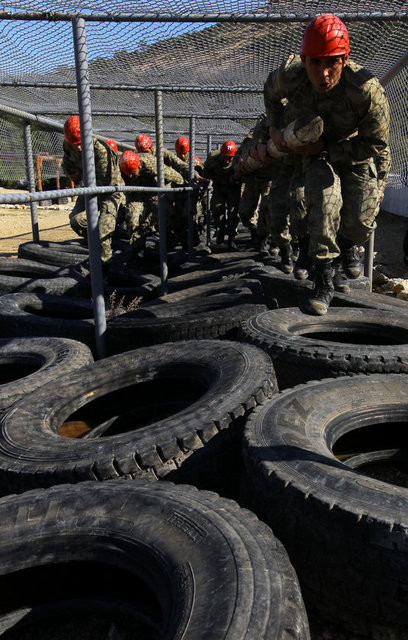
[119,149,185,256]
[264,13,390,314]
[135,133,205,249]
[62,116,125,264]
[203,140,242,249]
[233,112,281,251]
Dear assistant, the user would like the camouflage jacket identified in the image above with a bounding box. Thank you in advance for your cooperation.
[233,112,282,181]
[264,55,391,191]
[62,138,124,187]
[123,151,186,201]
[149,146,200,181]
[203,150,240,187]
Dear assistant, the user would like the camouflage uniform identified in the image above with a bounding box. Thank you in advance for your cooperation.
[233,112,281,240]
[122,152,185,253]
[203,150,241,243]
[62,138,125,262]
[264,54,391,261]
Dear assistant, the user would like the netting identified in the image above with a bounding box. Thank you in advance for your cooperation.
[1,1,408,187]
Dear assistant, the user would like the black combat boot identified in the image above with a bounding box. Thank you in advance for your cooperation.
[333,257,351,294]
[294,236,312,280]
[307,260,334,315]
[279,243,294,274]
[228,236,239,250]
[338,236,362,279]
[259,235,271,256]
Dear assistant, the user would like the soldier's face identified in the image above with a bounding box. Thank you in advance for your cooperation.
[302,54,349,93]
[178,152,188,161]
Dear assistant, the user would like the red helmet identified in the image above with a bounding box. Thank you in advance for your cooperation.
[64,115,81,145]
[194,155,202,166]
[135,133,153,152]
[301,14,350,58]
[106,138,118,152]
[119,150,141,177]
[175,136,190,154]
[220,140,237,157]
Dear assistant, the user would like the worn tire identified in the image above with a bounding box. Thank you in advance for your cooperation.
[107,278,267,353]
[18,240,89,266]
[242,373,408,636]
[0,293,96,351]
[0,480,310,639]
[0,337,93,410]
[239,306,408,388]
[0,256,89,297]
[0,340,276,495]
[166,259,264,294]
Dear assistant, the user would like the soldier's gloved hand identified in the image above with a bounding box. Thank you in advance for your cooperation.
[269,126,290,153]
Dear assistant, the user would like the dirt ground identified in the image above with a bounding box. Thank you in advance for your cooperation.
[1,190,408,285]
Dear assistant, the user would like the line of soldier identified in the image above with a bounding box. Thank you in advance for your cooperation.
[62,12,390,315]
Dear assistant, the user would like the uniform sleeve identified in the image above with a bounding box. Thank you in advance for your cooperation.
[264,63,289,129]
[62,141,81,181]
[163,164,185,186]
[327,79,391,182]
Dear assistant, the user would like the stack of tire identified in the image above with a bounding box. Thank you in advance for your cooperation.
[1,235,408,638]
[0,237,314,638]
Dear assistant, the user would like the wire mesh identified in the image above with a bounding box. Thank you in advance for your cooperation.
[1,1,408,186]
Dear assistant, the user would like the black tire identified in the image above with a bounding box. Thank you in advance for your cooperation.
[18,241,89,266]
[0,293,96,351]
[0,480,310,639]
[0,257,90,296]
[0,340,276,496]
[239,306,408,388]
[107,282,266,352]
[166,259,264,293]
[242,373,408,636]
[144,277,265,306]
[0,337,93,410]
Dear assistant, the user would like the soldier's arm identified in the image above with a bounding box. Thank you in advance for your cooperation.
[327,79,391,181]
[62,141,82,183]
[163,164,185,186]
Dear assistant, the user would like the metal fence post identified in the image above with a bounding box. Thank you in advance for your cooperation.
[206,133,212,246]
[155,89,168,296]
[23,120,39,242]
[364,232,374,292]
[72,16,107,359]
[188,116,196,258]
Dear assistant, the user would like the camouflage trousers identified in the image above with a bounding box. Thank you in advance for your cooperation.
[168,192,201,248]
[305,155,380,260]
[210,183,241,240]
[121,197,157,253]
[264,162,306,247]
[69,191,125,262]
[238,173,263,230]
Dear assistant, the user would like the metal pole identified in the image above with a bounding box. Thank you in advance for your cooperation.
[187,116,196,258]
[206,134,212,246]
[155,89,168,296]
[23,121,39,243]
[364,232,374,292]
[72,16,107,359]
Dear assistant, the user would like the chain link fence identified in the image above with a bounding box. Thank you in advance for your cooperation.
[1,1,408,188]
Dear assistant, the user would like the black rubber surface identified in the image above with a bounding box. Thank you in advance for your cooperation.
[107,279,267,353]
[239,306,408,388]
[0,293,96,351]
[0,480,310,639]
[0,337,93,410]
[0,257,89,296]
[242,373,408,636]
[0,339,277,495]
